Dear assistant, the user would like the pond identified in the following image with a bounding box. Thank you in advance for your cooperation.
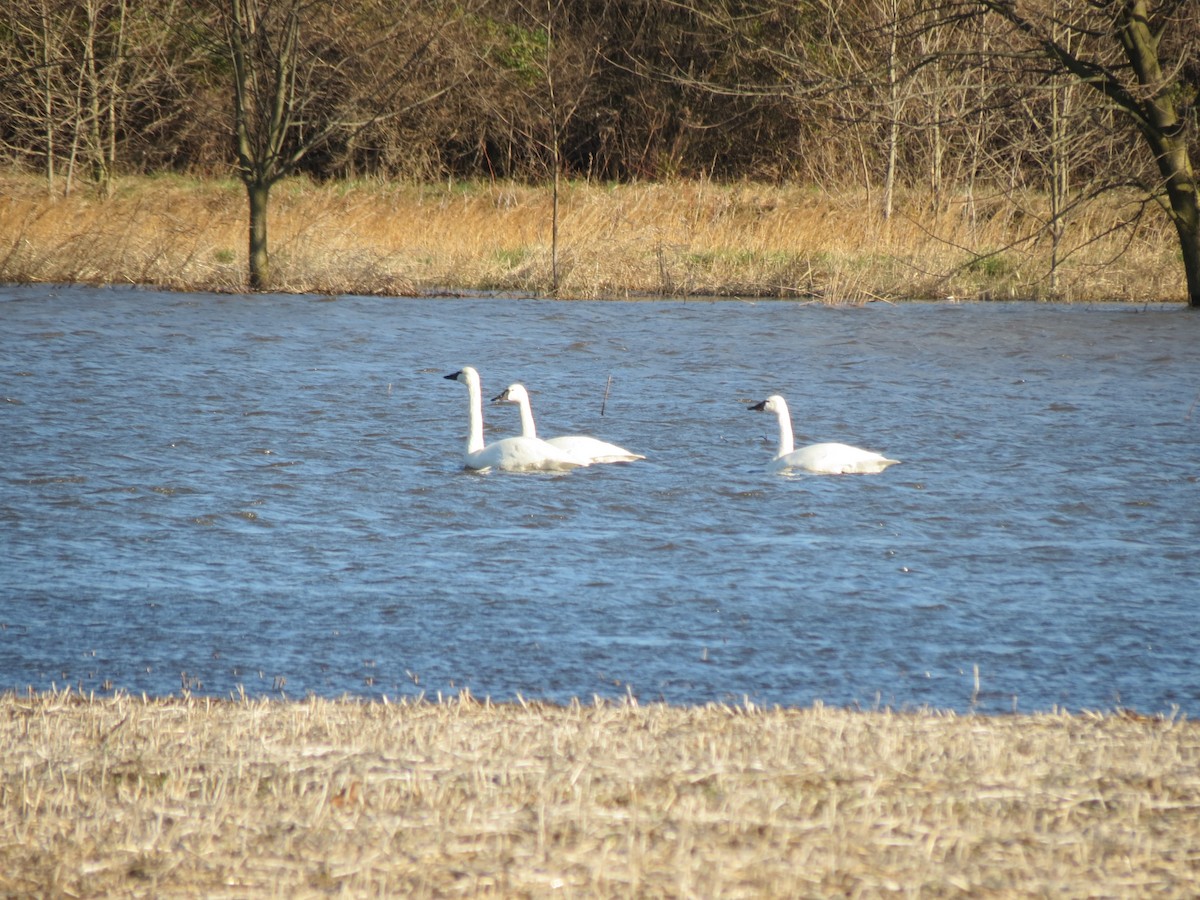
[2,285,1197,714]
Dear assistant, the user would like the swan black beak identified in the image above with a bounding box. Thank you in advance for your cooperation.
[443,371,462,381]
[748,400,767,411]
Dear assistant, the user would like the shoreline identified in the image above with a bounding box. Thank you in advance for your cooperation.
[3,689,1197,895]
[1,171,1186,303]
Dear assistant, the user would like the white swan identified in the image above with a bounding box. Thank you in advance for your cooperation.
[443,367,590,472]
[491,383,645,464]
[749,394,899,474]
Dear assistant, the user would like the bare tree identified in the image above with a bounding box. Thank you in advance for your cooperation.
[215,0,472,290]
[641,0,960,202]
[1,0,96,194]
[78,0,128,195]
[969,0,1200,306]
[490,0,601,295]
[1,0,211,194]
[648,0,1197,303]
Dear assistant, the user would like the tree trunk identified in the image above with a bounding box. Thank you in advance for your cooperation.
[975,0,1200,306]
[1138,164,1199,309]
[882,0,899,222]
[1149,134,1200,307]
[246,178,271,291]
[1117,1,1200,307]
[37,0,57,194]
[551,160,560,297]
[1175,202,1200,309]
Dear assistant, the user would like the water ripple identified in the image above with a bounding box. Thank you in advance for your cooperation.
[1,287,1198,713]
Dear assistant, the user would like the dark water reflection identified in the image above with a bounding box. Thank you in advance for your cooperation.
[2,285,1198,714]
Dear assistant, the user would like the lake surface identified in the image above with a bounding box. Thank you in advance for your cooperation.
[2,285,1198,715]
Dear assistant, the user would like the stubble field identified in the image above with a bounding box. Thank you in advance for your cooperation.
[2,690,1197,896]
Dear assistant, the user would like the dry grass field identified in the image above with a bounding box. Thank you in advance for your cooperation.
[2,689,1197,897]
[0,171,1185,302]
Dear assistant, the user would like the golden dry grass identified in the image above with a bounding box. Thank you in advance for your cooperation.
[2,690,1198,897]
[0,170,1184,302]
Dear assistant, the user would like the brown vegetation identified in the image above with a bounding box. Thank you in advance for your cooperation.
[2,1,1196,301]
[0,171,1183,301]
[3,0,1191,189]
[2,689,1198,896]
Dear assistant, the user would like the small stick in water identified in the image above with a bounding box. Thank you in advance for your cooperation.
[600,375,613,416]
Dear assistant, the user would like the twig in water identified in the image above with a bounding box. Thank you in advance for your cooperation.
[601,375,613,416]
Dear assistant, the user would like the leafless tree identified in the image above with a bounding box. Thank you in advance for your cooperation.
[1,0,99,194]
[1,0,212,194]
[489,0,601,294]
[215,0,476,290]
[967,0,1200,306]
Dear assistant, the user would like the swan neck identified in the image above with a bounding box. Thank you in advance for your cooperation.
[465,376,486,455]
[775,405,795,457]
[517,395,538,439]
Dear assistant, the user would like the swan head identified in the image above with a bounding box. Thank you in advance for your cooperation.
[491,383,530,404]
[749,394,788,415]
[444,367,480,388]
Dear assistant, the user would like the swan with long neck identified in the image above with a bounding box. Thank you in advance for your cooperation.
[491,383,645,464]
[749,394,899,474]
[443,367,589,472]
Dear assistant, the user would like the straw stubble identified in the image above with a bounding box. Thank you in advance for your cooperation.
[2,690,1197,896]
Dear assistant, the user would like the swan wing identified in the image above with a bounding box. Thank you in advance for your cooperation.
[774,442,899,475]
[545,435,645,464]
[467,436,590,472]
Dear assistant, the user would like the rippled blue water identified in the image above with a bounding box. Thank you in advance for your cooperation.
[2,285,1197,714]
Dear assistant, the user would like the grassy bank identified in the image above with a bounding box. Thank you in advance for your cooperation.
[2,690,1197,896]
[0,171,1185,302]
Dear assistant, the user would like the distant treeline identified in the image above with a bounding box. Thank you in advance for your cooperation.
[0,0,1192,195]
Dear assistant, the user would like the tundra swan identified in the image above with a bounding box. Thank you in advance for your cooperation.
[749,394,899,474]
[492,383,645,464]
[443,367,590,472]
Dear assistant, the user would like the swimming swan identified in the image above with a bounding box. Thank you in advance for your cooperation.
[443,367,590,472]
[749,394,899,474]
[491,382,645,464]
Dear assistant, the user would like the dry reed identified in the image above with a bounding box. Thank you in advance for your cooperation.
[2,689,1197,897]
[0,171,1184,302]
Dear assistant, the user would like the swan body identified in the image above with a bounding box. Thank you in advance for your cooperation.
[749,394,899,475]
[492,383,645,464]
[443,368,590,472]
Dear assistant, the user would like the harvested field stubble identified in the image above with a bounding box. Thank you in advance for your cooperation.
[2,691,1198,896]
